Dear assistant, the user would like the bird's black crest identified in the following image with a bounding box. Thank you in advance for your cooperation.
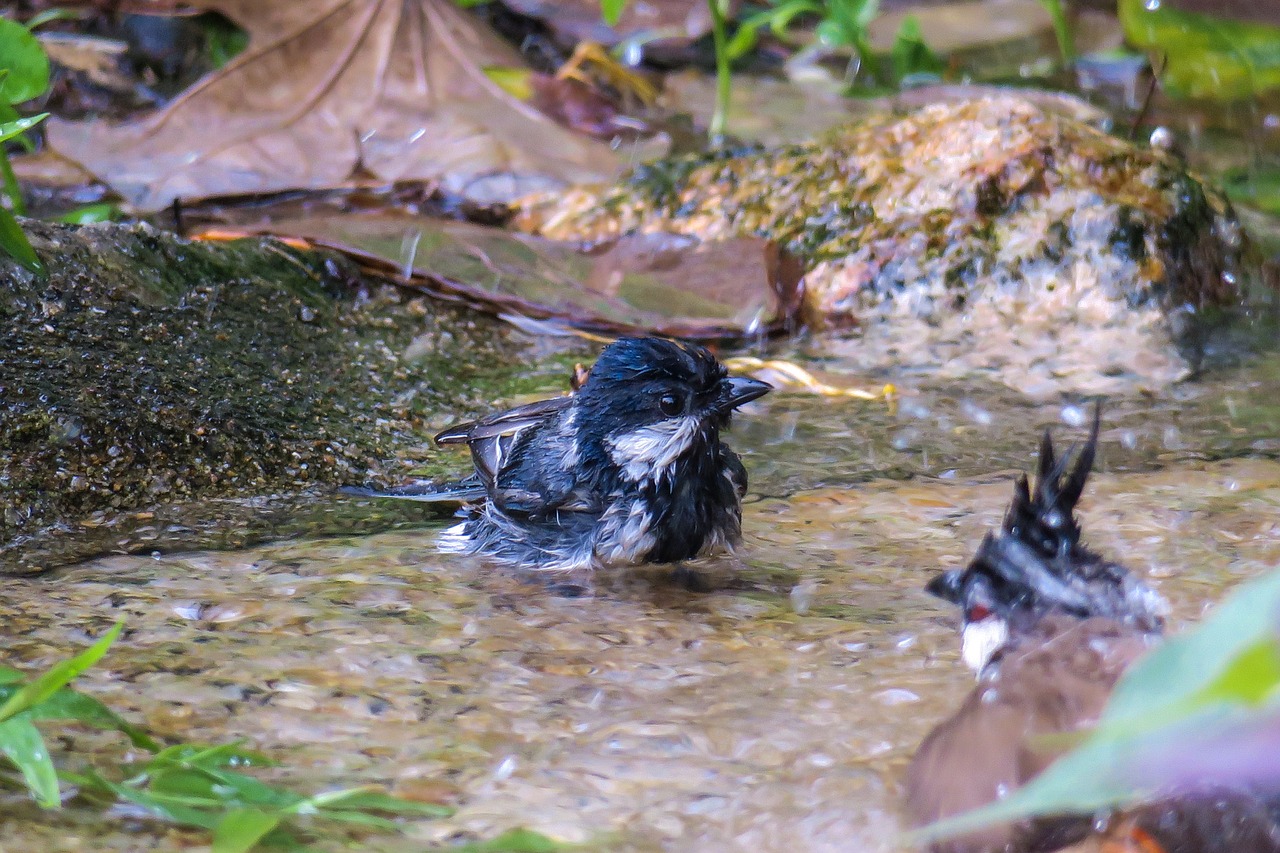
[925,404,1160,629]
[583,337,726,393]
[1003,403,1100,564]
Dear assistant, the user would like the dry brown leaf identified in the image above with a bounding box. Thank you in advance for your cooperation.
[48,0,620,210]
[502,0,720,48]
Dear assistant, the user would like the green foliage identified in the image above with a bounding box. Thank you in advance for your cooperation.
[0,15,51,273]
[601,0,938,138]
[728,0,947,93]
[1222,166,1280,216]
[0,622,123,806]
[55,202,121,224]
[1,625,454,852]
[890,15,943,82]
[601,0,629,27]
[813,0,881,79]
[911,568,1280,844]
[1120,0,1280,99]
[452,828,567,852]
[200,13,251,71]
[726,0,884,78]
[0,17,49,104]
[1037,0,1075,65]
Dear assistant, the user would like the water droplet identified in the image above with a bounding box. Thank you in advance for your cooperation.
[493,755,517,781]
[1145,0,1160,9]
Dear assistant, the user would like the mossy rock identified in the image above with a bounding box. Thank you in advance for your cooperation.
[0,221,569,574]
[517,96,1252,395]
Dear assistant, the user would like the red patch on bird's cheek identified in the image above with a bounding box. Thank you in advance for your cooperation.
[967,603,991,622]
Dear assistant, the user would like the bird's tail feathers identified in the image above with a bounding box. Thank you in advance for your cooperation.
[340,478,486,503]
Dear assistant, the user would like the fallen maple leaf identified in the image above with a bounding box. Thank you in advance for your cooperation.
[48,0,620,210]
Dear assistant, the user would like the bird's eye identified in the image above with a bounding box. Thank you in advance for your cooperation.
[658,393,682,416]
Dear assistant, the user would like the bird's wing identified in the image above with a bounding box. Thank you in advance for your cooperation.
[436,396,576,506]
[435,396,573,445]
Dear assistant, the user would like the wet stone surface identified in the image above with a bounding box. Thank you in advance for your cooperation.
[0,221,590,575]
[5,352,1280,850]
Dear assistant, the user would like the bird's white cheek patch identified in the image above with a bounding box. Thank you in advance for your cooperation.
[606,416,702,481]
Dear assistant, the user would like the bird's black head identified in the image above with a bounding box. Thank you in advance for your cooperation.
[573,337,771,480]
[926,405,1164,657]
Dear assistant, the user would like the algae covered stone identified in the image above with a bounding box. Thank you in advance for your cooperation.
[0,221,542,574]
[517,96,1246,394]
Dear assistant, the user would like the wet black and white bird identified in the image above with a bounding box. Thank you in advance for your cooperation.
[348,336,771,572]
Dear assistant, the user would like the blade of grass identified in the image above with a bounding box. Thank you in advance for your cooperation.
[0,716,59,807]
[308,787,453,817]
[3,686,160,751]
[0,622,122,723]
[212,808,282,853]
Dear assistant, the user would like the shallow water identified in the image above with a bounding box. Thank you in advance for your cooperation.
[5,346,1280,851]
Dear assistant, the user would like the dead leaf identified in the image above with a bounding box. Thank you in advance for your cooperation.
[501,0,721,49]
[48,0,620,211]
[205,213,803,339]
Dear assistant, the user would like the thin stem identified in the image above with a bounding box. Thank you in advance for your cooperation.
[1040,0,1076,66]
[708,0,731,143]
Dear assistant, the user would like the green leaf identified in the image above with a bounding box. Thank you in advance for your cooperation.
[0,17,50,104]
[1103,569,1280,725]
[0,111,46,143]
[7,686,160,751]
[482,66,534,100]
[306,809,403,831]
[852,0,881,30]
[600,0,629,27]
[1120,0,1280,99]
[452,828,564,853]
[0,622,122,723]
[0,716,59,807]
[306,787,452,817]
[1191,638,1280,706]
[151,741,277,771]
[890,15,944,81]
[815,18,848,48]
[1222,166,1280,215]
[1038,0,1075,64]
[725,20,761,62]
[57,202,120,225]
[768,1,824,38]
[212,808,281,853]
[81,770,223,830]
[150,765,302,811]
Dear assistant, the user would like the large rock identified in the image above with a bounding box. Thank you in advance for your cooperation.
[517,95,1249,395]
[0,221,548,574]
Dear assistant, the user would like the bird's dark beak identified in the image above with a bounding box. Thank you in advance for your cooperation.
[718,375,772,411]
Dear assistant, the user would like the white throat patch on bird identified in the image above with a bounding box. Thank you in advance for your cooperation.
[606,416,704,482]
[962,617,1010,674]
